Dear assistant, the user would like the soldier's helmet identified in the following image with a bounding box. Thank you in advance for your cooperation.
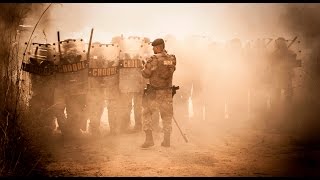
[274,37,287,49]
[61,38,82,64]
[91,42,103,54]
[62,39,77,50]
[30,43,55,67]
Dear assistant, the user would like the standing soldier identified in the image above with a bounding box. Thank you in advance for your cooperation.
[141,38,177,148]
[118,36,144,133]
[26,43,56,134]
[269,37,300,110]
[247,39,271,120]
[203,41,221,122]
[87,41,121,136]
[223,38,246,120]
[53,38,88,138]
[183,35,210,121]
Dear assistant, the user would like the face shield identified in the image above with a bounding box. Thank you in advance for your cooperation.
[59,39,86,64]
[28,43,56,67]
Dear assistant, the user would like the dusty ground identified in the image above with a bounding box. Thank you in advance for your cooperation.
[38,115,320,177]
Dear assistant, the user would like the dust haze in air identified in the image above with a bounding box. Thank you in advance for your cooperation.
[21,3,320,174]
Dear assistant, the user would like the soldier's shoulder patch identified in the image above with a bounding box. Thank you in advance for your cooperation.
[163,60,173,65]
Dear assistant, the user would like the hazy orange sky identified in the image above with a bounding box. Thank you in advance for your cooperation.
[36,3,291,43]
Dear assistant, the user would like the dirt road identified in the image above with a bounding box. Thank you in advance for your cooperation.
[39,118,320,177]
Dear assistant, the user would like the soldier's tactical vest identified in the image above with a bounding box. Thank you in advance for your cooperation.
[118,38,146,93]
[56,39,88,95]
[88,43,120,99]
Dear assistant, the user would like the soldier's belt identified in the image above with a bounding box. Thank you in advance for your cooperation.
[149,85,172,90]
[88,67,119,77]
[119,59,142,68]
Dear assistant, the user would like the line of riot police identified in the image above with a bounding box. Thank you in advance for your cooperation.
[164,35,301,129]
[22,33,163,139]
[23,32,302,139]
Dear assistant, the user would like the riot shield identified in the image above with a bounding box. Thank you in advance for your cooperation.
[55,39,88,95]
[118,37,146,93]
[88,42,120,99]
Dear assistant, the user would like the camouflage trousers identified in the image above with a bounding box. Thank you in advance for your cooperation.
[87,88,105,132]
[53,87,87,134]
[117,92,144,131]
[29,93,55,130]
[142,89,173,133]
[132,92,143,128]
[87,88,119,134]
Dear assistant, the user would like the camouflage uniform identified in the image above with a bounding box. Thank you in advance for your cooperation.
[247,39,271,118]
[270,37,298,108]
[53,39,88,137]
[118,51,142,133]
[141,38,176,148]
[218,38,246,120]
[28,44,56,132]
[29,73,56,131]
[87,41,121,135]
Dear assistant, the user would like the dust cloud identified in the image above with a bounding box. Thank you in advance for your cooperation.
[16,3,320,176]
[280,3,320,146]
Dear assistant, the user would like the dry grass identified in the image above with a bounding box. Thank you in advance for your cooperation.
[0,3,49,176]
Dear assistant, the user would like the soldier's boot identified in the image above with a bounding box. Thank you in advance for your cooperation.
[141,130,154,148]
[161,133,171,147]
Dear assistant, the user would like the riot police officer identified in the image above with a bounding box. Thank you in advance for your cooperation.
[28,43,56,134]
[53,38,88,138]
[270,37,299,108]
